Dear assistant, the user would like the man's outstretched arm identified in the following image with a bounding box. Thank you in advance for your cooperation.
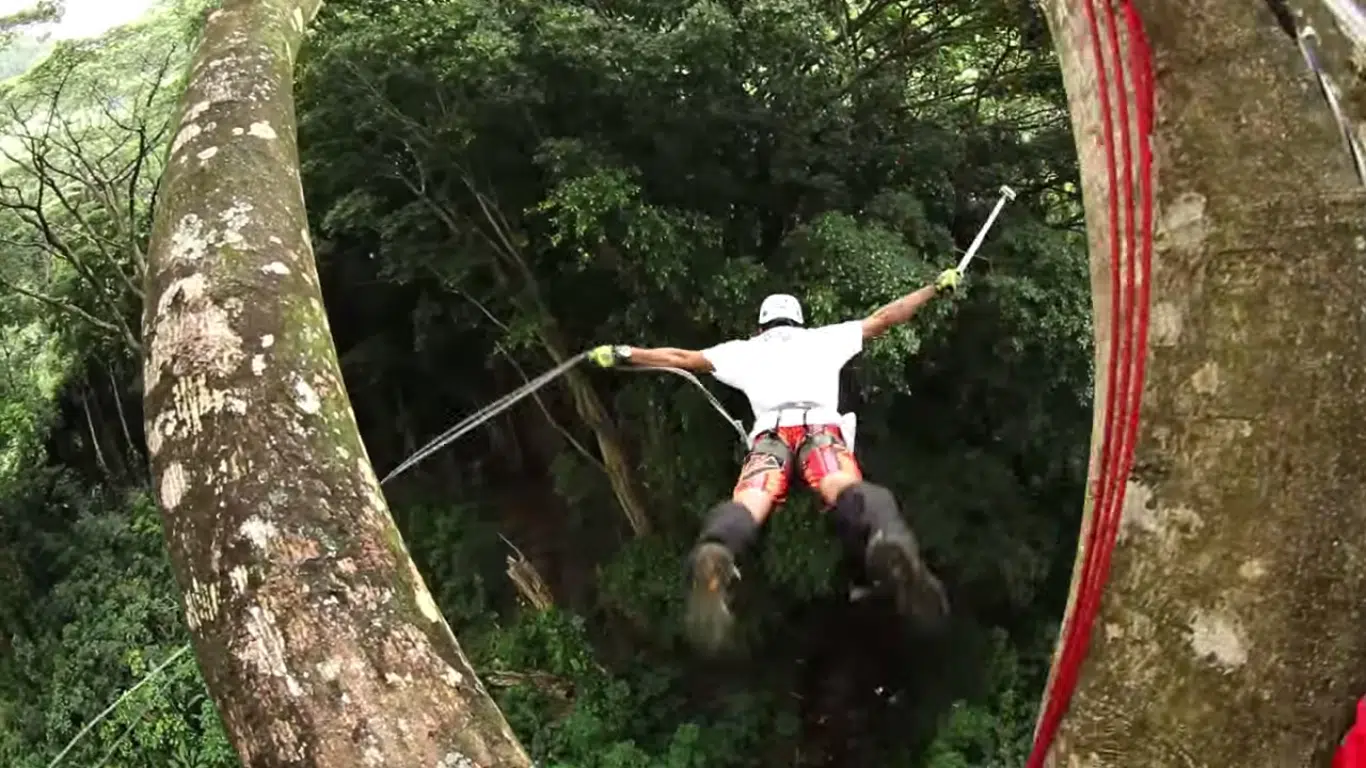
[860,268,960,340]
[588,344,715,372]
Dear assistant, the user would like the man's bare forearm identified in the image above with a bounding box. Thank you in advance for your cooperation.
[862,284,938,338]
[624,346,713,372]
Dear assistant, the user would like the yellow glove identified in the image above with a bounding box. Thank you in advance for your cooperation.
[935,267,962,292]
[588,344,625,368]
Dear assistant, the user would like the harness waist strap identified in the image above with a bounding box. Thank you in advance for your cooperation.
[751,403,843,435]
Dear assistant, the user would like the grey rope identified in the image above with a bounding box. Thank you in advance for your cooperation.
[380,351,589,484]
[620,364,749,445]
[90,674,169,768]
[381,351,749,485]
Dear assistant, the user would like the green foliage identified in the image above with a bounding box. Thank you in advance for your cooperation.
[393,498,509,628]
[922,630,1040,768]
[294,0,1087,761]
[757,497,843,601]
[0,5,234,766]
[0,490,236,768]
[596,534,691,639]
[0,317,69,482]
[471,607,801,768]
[0,0,202,371]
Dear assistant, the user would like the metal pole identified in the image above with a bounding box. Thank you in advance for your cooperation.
[955,185,1017,274]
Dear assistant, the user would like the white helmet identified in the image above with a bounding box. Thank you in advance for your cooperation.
[757,293,804,326]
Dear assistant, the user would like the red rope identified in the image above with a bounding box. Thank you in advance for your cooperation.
[1024,0,1153,764]
[1334,698,1366,767]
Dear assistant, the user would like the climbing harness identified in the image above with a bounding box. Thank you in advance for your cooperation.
[1265,0,1366,187]
[956,185,1017,274]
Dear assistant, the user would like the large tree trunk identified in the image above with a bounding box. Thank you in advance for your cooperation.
[140,1,532,765]
[1039,0,1366,765]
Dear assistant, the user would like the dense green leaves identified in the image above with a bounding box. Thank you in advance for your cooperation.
[0,488,235,768]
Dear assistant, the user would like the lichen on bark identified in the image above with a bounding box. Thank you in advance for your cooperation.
[141,0,533,765]
[1040,0,1366,765]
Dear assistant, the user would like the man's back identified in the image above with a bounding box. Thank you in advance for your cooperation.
[701,320,864,419]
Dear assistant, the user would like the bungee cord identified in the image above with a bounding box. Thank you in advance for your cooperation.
[379,351,592,484]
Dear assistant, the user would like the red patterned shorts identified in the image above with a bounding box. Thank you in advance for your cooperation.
[733,424,862,504]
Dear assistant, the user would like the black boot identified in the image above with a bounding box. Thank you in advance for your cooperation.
[832,482,949,630]
[684,500,758,655]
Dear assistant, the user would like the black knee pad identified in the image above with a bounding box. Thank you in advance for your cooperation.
[698,500,760,556]
[832,482,903,547]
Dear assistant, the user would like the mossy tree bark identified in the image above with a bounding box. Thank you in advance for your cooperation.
[1041,0,1366,765]
[140,1,533,765]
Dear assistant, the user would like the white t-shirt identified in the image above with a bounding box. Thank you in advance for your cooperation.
[701,321,863,426]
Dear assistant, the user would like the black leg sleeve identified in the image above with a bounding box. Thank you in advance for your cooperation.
[831,481,907,555]
[697,500,761,557]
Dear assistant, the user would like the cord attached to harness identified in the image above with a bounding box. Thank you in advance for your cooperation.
[619,365,748,445]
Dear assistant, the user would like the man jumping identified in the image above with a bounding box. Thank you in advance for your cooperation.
[588,267,961,653]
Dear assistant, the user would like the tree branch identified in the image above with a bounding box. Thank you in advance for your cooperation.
[0,274,140,351]
[81,388,112,478]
